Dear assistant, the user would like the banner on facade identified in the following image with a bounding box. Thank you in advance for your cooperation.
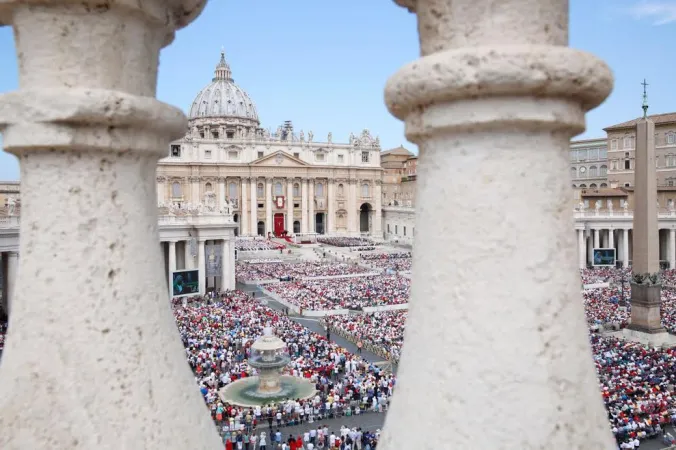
[205,243,223,277]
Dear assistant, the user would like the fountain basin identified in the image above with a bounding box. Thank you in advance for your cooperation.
[218,375,316,407]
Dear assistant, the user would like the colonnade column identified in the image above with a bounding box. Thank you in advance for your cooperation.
[608,229,615,249]
[0,1,221,447]
[347,180,357,235]
[669,228,676,269]
[250,179,257,236]
[328,179,336,235]
[220,239,231,291]
[593,229,600,248]
[373,180,383,237]
[168,241,176,298]
[265,177,273,235]
[241,177,249,236]
[578,229,586,270]
[286,179,294,234]
[184,238,195,269]
[301,178,308,233]
[623,229,630,267]
[308,178,315,233]
[198,239,206,295]
[380,0,613,448]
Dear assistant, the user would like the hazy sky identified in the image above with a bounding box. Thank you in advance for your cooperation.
[0,0,675,180]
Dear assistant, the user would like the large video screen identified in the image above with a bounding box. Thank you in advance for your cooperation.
[172,270,200,297]
[593,248,616,267]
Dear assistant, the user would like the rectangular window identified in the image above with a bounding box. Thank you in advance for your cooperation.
[387,224,390,233]
[361,151,370,163]
[170,145,181,157]
[570,151,576,162]
[199,130,205,138]
[599,147,607,159]
[228,151,238,160]
[258,203,264,208]
[315,153,325,162]
[204,150,212,159]
[338,154,344,163]
[226,131,235,139]
[588,148,599,160]
[294,203,300,208]
[212,130,219,139]
[395,225,398,235]
[668,134,675,145]
[257,151,264,159]
[610,140,618,150]
[403,226,407,236]
[293,153,300,159]
[624,159,630,170]
[669,180,674,187]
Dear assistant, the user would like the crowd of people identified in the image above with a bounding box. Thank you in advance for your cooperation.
[317,237,376,248]
[236,262,369,283]
[325,311,407,363]
[174,291,394,447]
[236,238,285,252]
[359,253,411,273]
[265,276,410,311]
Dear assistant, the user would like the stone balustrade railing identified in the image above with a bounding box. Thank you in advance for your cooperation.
[574,209,676,218]
[0,214,231,229]
[0,216,20,228]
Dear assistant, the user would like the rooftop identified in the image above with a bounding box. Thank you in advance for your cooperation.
[604,112,676,131]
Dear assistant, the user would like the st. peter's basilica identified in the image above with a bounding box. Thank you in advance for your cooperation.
[156,51,383,238]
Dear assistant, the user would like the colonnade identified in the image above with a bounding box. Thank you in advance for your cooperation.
[164,238,235,296]
[0,251,18,315]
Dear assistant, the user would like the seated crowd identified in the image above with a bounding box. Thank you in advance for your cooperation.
[236,237,285,252]
[236,261,369,282]
[325,311,407,363]
[317,237,376,248]
[174,292,394,447]
[265,275,410,311]
[360,252,412,272]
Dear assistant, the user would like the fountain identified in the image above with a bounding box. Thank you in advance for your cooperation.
[218,326,316,407]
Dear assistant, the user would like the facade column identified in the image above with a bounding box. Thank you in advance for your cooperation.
[286,178,294,234]
[184,238,194,269]
[0,1,221,448]
[265,177,273,235]
[190,175,200,204]
[593,229,600,248]
[241,177,249,236]
[578,229,586,270]
[308,178,315,233]
[623,229,630,268]
[327,179,336,235]
[348,180,357,235]
[157,176,166,205]
[198,239,206,295]
[168,241,176,298]
[218,177,226,210]
[250,178,258,235]
[669,228,676,270]
[374,180,383,237]
[301,178,308,233]
[608,229,614,249]
[380,0,614,448]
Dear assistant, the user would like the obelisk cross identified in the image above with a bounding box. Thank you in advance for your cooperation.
[642,79,649,119]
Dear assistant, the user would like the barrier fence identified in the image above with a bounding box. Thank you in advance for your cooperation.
[324,323,400,365]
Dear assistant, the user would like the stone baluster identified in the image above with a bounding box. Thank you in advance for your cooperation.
[380,0,613,448]
[0,1,221,448]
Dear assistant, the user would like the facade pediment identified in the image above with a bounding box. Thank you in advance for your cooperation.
[252,151,310,167]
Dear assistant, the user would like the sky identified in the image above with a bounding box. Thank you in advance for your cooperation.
[0,0,675,181]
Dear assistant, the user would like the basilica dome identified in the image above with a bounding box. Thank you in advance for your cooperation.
[188,52,259,124]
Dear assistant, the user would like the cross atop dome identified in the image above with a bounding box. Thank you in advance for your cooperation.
[213,49,233,82]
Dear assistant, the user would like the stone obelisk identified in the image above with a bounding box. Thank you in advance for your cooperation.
[629,80,663,333]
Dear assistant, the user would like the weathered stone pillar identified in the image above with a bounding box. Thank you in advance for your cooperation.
[669,228,675,269]
[623,229,630,267]
[578,229,586,270]
[250,178,258,235]
[241,177,249,235]
[286,178,294,234]
[2,252,18,315]
[168,241,177,298]
[198,238,206,295]
[308,178,315,233]
[381,0,614,448]
[0,1,221,448]
[373,180,383,237]
[301,178,308,233]
[265,177,273,235]
[327,179,336,235]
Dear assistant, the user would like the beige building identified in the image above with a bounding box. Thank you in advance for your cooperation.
[605,112,676,188]
[381,146,417,207]
[158,52,383,237]
[570,138,608,189]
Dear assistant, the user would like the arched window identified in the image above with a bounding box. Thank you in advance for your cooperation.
[274,182,283,196]
[361,183,370,198]
[171,182,182,198]
[579,184,587,188]
[315,183,324,197]
[205,182,213,192]
[600,183,608,188]
[337,184,344,197]
[229,182,238,199]
[293,183,300,197]
[570,167,577,179]
[589,183,597,188]
[600,165,607,176]
[588,166,598,177]
[257,183,264,198]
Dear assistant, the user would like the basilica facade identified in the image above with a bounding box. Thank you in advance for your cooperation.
[156,52,383,238]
